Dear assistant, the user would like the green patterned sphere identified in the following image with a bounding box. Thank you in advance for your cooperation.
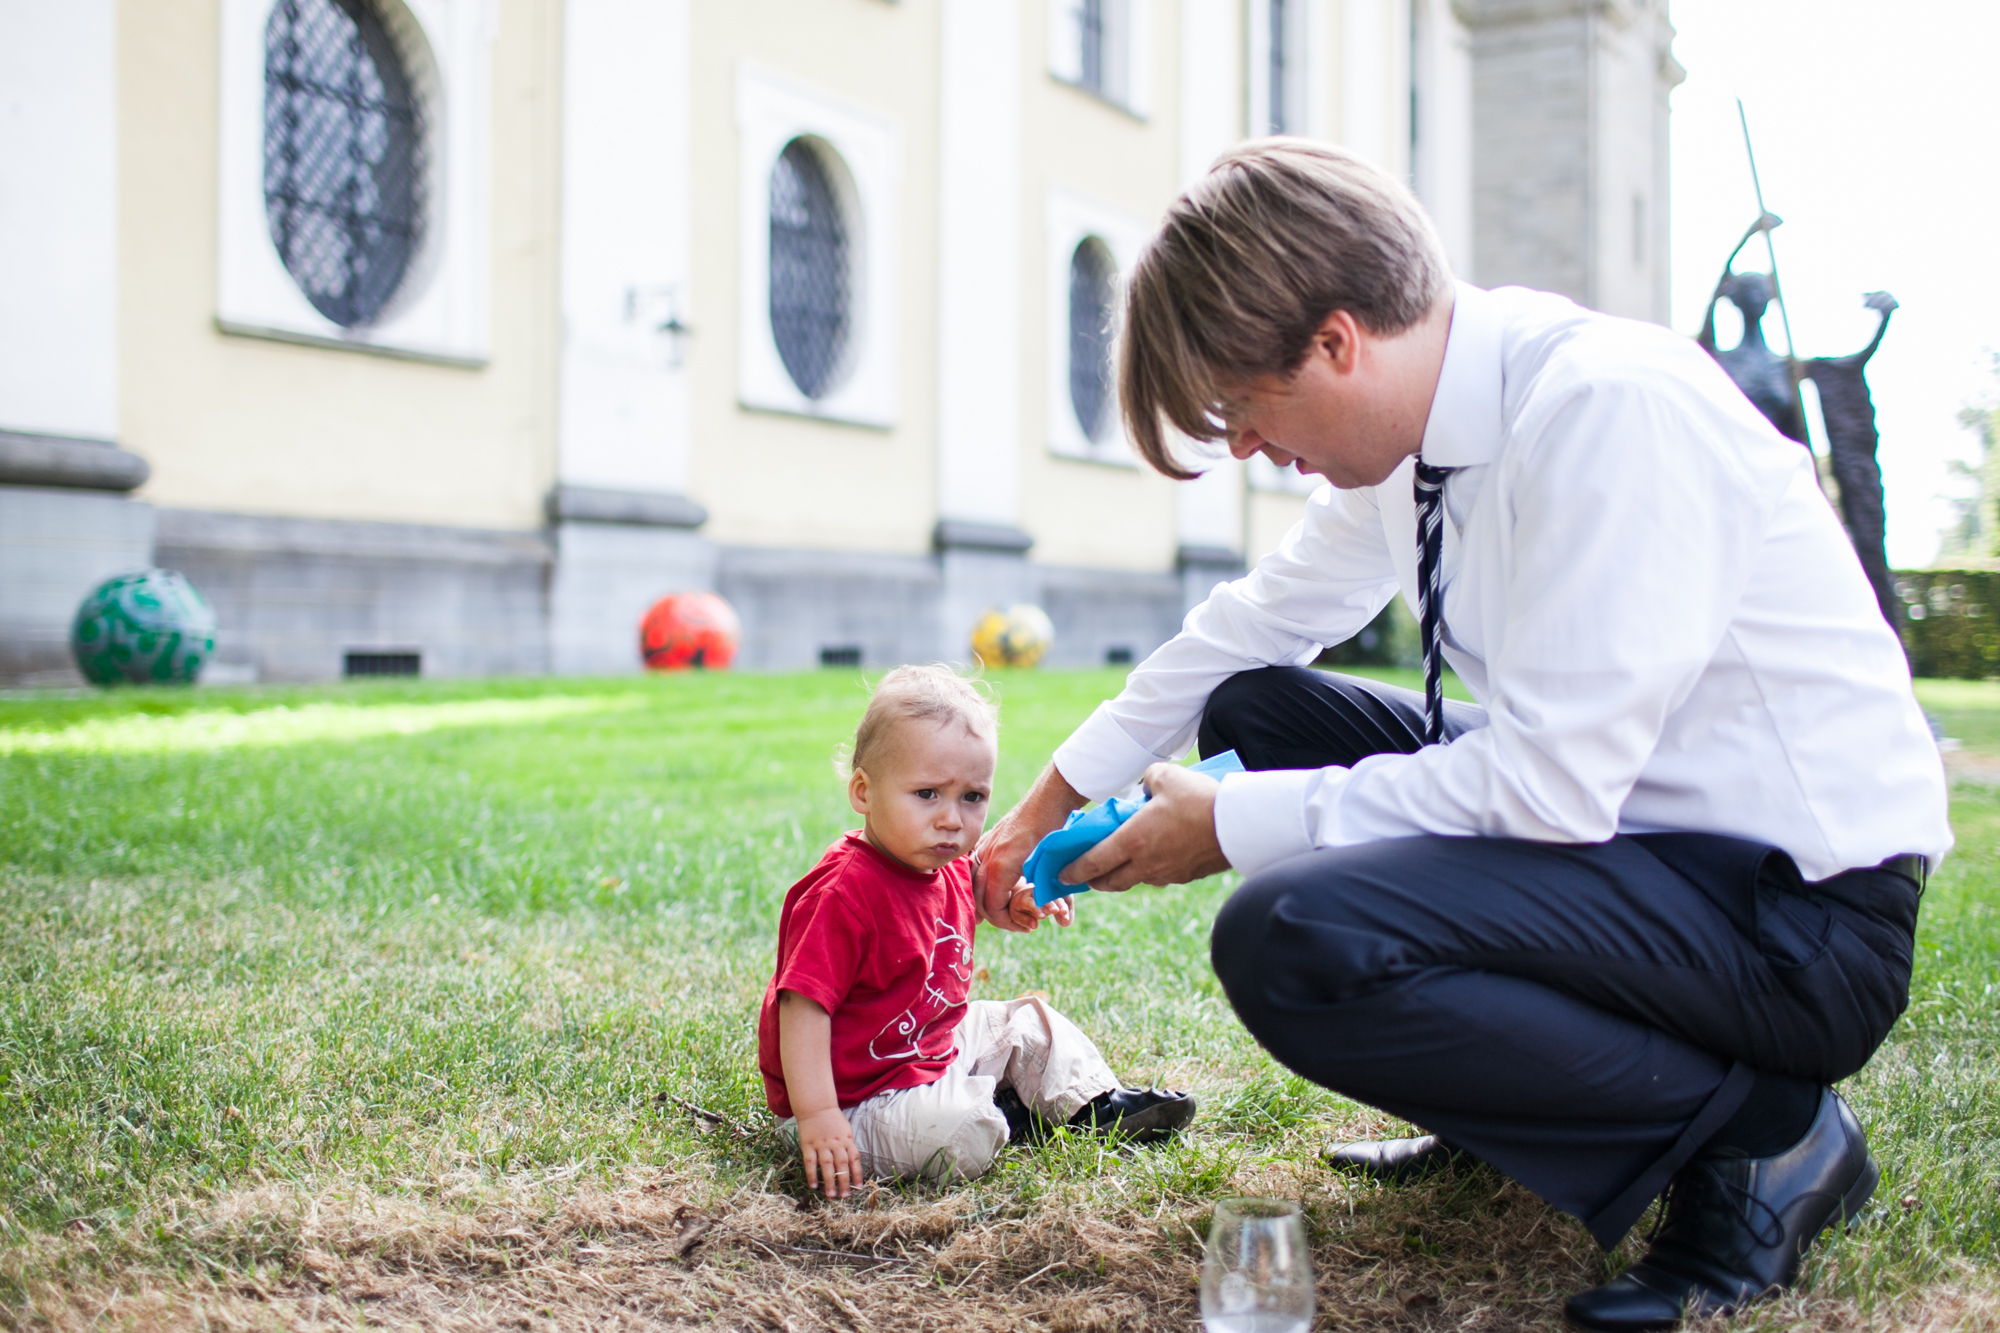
[70,569,218,686]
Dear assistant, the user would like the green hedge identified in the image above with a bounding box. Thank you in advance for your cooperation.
[1898,570,2000,679]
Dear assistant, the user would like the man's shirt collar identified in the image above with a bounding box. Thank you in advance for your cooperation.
[1417,280,1504,469]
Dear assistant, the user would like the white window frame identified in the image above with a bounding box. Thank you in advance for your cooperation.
[215,0,494,365]
[1046,0,1151,118]
[1045,188,1147,467]
[736,63,901,429]
[1247,0,1319,137]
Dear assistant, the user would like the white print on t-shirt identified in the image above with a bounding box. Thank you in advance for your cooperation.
[868,917,974,1062]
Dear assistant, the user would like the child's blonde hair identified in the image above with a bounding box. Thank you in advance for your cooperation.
[837,664,999,779]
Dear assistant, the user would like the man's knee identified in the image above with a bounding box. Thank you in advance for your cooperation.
[1199,666,1315,758]
[1210,869,1286,1011]
[1211,851,1420,1021]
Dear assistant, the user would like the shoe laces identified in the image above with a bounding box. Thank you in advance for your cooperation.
[1648,1159,1786,1255]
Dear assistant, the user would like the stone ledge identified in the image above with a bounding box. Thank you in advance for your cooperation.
[155,509,551,567]
[1177,543,1245,571]
[0,430,150,492]
[933,520,1034,554]
[546,485,708,530]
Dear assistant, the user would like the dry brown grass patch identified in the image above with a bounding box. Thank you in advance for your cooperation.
[6,1166,1996,1332]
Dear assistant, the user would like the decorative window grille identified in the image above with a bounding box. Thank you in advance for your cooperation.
[263,0,425,329]
[1078,0,1107,93]
[1067,237,1117,442]
[768,138,852,400]
[1267,0,1291,133]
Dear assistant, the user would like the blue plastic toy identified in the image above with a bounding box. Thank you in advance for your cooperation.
[1025,750,1245,907]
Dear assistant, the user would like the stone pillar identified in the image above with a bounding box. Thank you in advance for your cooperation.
[1,0,118,444]
[0,1,152,686]
[935,0,1032,662]
[1169,0,1249,621]
[935,521,1035,667]
[1462,0,1681,321]
[551,0,712,676]
[1178,542,1247,618]
[547,487,716,676]
[0,438,155,686]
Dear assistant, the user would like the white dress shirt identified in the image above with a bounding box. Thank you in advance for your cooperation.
[1053,282,1952,883]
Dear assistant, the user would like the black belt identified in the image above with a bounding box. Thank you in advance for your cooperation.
[1877,854,1928,894]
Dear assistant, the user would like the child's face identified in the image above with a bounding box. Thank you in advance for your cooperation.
[849,720,997,872]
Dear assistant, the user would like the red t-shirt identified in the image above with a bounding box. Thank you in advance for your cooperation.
[757,832,978,1118]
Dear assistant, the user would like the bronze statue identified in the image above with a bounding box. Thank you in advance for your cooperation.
[1698,269,1806,445]
[1697,215,1901,628]
[1806,293,1900,627]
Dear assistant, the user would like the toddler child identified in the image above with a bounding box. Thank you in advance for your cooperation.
[756,664,1196,1196]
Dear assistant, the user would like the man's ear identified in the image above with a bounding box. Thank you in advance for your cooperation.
[848,767,871,816]
[1311,309,1363,375]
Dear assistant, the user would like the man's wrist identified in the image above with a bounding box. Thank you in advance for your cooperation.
[1030,762,1088,823]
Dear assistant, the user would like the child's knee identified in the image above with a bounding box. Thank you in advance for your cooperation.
[852,1077,1009,1182]
[914,1099,1009,1182]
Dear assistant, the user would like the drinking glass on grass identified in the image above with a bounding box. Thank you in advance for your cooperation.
[1200,1197,1315,1333]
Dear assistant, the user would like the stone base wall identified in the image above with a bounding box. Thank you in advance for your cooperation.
[4,503,1216,685]
[0,484,157,687]
[154,510,552,683]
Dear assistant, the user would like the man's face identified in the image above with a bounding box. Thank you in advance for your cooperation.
[1215,309,1432,490]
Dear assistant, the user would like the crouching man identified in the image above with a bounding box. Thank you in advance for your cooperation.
[973,141,1948,1330]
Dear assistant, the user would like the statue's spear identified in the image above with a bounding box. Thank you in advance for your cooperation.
[1737,98,1798,360]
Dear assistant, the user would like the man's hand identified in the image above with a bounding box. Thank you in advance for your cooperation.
[1060,762,1230,893]
[972,763,1088,930]
[795,1107,861,1199]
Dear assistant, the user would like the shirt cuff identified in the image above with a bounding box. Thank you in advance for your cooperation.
[1052,703,1176,801]
[1214,767,1339,877]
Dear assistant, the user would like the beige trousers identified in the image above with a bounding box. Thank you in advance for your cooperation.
[784,997,1119,1183]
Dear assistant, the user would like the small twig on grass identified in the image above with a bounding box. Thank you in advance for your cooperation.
[718,1224,923,1270]
[772,1242,923,1268]
[665,1096,761,1140]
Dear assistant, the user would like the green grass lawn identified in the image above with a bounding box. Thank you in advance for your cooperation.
[0,669,1995,1330]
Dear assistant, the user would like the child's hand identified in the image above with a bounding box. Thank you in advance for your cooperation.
[1007,883,1073,930]
[796,1107,861,1198]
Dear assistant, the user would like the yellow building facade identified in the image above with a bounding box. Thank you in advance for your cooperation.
[0,0,1679,683]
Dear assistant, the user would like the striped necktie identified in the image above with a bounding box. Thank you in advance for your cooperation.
[1414,459,1456,745]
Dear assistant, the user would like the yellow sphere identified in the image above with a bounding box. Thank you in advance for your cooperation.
[970,604,1055,668]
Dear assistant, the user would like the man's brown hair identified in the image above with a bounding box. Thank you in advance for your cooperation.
[1119,138,1451,478]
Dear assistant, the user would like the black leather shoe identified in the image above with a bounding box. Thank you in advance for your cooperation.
[1070,1087,1197,1143]
[994,1086,1053,1143]
[1565,1088,1878,1332]
[1322,1134,1466,1182]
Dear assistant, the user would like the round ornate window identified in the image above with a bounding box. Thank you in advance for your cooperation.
[263,0,426,329]
[768,138,852,400]
[1068,237,1118,442]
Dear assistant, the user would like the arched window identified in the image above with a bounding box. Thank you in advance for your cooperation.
[1067,237,1117,442]
[768,138,852,400]
[263,0,425,329]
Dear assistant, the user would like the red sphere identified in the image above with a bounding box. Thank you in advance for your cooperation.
[639,591,742,671]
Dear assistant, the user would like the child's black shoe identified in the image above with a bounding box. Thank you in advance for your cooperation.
[994,1086,1055,1143]
[1069,1087,1197,1143]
